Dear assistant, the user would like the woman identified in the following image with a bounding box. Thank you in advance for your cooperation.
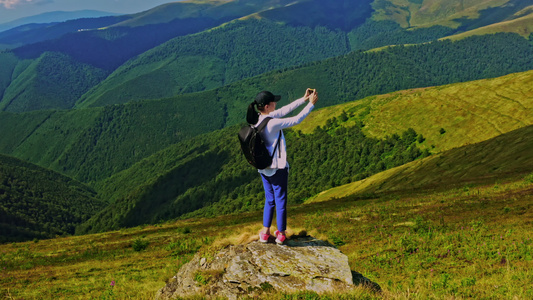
[246,88,318,244]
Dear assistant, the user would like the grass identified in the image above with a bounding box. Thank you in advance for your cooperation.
[444,13,533,40]
[1,172,532,299]
[379,0,516,29]
[294,69,533,154]
[308,124,533,203]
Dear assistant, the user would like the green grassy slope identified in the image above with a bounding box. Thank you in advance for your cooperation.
[111,0,301,28]
[310,124,533,203]
[444,10,533,40]
[375,0,532,29]
[295,68,533,153]
[0,154,105,243]
[111,0,374,30]
[2,164,532,298]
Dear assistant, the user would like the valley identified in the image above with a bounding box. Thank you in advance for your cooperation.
[1,0,533,298]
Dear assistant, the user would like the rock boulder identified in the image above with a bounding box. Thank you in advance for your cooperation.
[157,236,379,299]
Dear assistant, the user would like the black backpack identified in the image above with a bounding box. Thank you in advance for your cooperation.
[238,117,281,169]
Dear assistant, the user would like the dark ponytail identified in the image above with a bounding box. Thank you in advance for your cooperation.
[246,102,259,124]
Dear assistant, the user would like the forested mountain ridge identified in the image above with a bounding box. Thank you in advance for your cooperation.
[0,15,130,50]
[77,119,430,233]
[0,33,531,184]
[0,1,299,112]
[76,0,533,109]
[0,10,119,34]
[0,154,104,243]
[0,52,108,112]
[1,0,532,112]
[63,0,380,108]
[75,18,351,108]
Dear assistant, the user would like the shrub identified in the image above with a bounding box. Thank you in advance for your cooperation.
[524,172,533,184]
[178,227,191,234]
[132,238,149,251]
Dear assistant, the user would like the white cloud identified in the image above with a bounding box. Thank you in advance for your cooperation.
[1,0,27,9]
[0,0,52,9]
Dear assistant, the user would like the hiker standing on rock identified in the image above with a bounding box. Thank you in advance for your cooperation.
[246,89,318,244]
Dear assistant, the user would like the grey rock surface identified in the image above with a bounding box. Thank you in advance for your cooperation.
[156,236,379,299]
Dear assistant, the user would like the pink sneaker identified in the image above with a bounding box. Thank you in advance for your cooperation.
[274,230,286,245]
[259,232,271,243]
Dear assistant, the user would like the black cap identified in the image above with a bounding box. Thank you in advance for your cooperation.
[255,91,281,106]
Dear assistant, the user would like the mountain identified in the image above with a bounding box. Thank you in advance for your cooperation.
[0,1,312,112]
[1,0,532,113]
[81,0,533,109]
[310,124,533,202]
[109,0,296,28]
[0,10,119,34]
[0,153,104,243]
[1,33,531,183]
[5,0,308,66]
[0,15,130,50]
[77,117,429,233]
[444,7,533,40]
[76,68,533,233]
[292,68,533,153]
[373,0,533,29]
[75,17,351,108]
[0,51,108,112]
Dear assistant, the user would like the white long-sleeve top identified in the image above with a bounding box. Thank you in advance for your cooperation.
[254,97,315,176]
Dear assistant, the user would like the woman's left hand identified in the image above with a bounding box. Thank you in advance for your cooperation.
[304,88,314,100]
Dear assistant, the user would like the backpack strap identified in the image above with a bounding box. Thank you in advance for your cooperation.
[255,117,272,132]
[272,131,282,158]
[256,117,282,159]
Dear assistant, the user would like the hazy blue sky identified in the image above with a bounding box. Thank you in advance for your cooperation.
[0,0,184,23]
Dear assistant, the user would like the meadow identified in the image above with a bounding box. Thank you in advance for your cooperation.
[2,173,532,299]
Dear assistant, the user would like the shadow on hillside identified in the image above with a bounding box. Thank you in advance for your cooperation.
[453,0,532,32]
[121,149,231,228]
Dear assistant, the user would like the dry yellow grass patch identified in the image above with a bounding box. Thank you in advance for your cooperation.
[294,69,533,154]
[443,12,533,40]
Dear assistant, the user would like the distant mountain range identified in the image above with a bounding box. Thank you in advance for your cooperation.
[0,10,119,34]
[0,0,531,113]
[1,32,531,184]
[1,0,533,241]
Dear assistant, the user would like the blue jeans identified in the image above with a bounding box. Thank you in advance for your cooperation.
[260,168,288,232]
